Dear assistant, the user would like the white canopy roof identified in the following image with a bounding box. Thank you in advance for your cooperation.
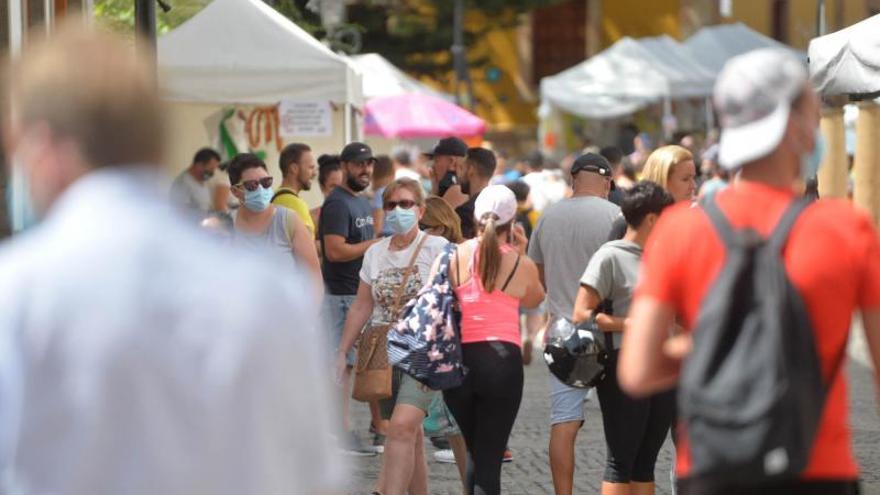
[539,36,714,120]
[349,53,450,101]
[157,0,362,105]
[683,22,803,76]
[809,14,880,97]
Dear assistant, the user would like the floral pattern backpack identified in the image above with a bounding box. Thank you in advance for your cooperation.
[387,243,466,390]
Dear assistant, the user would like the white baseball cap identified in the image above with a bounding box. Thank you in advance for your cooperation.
[714,48,808,170]
[474,185,517,225]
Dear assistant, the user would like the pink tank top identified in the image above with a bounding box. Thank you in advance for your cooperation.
[455,241,522,347]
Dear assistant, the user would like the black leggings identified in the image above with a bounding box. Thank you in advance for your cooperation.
[596,351,675,483]
[443,341,523,495]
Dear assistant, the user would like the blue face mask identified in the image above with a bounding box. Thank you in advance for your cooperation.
[385,206,418,235]
[7,158,39,231]
[243,185,273,212]
[801,129,826,180]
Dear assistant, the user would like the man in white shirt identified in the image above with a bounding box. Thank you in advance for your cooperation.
[170,147,221,216]
[392,149,421,182]
[0,23,343,495]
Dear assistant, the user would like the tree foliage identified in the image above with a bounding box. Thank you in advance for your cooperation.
[347,0,565,77]
[93,0,563,77]
[93,0,213,34]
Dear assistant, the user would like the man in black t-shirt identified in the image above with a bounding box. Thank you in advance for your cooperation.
[319,142,381,456]
[455,147,496,239]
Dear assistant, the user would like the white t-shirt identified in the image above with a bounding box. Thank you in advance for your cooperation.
[359,230,448,326]
[522,170,568,212]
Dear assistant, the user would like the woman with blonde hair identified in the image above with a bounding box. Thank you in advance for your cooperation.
[336,179,449,495]
[420,196,464,243]
[640,145,697,203]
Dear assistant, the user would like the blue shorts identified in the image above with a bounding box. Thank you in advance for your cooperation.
[322,293,358,367]
[550,372,591,426]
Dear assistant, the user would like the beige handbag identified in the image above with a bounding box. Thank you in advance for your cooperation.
[351,235,428,402]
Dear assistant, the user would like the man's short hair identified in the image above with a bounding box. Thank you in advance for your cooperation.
[317,154,342,188]
[600,146,624,166]
[621,181,674,228]
[373,155,394,182]
[8,21,163,168]
[466,147,497,179]
[392,149,412,167]
[193,148,221,166]
[227,153,268,186]
[279,143,311,177]
[506,180,530,203]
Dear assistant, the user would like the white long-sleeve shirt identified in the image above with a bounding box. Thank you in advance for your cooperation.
[0,167,344,495]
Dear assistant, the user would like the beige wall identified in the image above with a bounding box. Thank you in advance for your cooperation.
[163,102,352,208]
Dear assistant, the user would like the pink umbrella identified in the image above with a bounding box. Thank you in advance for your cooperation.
[364,92,487,138]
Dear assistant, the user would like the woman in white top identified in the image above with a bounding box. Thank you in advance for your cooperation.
[336,179,448,495]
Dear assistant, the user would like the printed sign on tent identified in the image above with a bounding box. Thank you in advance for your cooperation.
[279,100,333,137]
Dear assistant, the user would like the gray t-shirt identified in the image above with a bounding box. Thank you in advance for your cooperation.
[580,240,642,348]
[528,195,620,320]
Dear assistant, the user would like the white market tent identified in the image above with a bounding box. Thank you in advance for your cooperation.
[539,35,714,120]
[809,14,880,97]
[350,53,451,101]
[683,22,804,76]
[157,0,362,107]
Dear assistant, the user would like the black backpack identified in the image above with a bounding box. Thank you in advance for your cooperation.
[678,195,843,482]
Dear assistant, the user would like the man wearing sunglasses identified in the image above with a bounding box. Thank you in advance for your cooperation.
[319,142,382,456]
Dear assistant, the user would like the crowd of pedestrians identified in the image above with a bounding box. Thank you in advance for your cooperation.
[1,22,879,495]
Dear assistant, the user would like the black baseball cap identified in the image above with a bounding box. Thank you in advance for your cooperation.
[570,153,612,178]
[340,142,376,163]
[424,137,468,159]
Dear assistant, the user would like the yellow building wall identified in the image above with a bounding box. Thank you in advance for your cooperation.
[601,0,683,44]
[727,0,869,50]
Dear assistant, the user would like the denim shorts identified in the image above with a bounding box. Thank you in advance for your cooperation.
[549,372,590,425]
[322,293,357,367]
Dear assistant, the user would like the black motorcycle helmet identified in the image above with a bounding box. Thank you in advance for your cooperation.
[543,316,608,388]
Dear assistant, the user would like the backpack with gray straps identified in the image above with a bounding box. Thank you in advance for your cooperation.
[678,195,843,482]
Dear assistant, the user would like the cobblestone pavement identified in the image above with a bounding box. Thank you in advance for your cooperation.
[347,345,880,494]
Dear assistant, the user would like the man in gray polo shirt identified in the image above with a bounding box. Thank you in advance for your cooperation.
[528,153,620,495]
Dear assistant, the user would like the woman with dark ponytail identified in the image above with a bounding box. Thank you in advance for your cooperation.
[443,185,545,495]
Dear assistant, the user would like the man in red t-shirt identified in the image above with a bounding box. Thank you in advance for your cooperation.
[619,48,880,495]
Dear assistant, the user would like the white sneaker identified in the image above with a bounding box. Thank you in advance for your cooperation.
[433,449,456,464]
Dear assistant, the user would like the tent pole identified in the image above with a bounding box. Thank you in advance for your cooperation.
[817,104,848,198]
[343,102,352,146]
[705,97,715,134]
[853,101,880,225]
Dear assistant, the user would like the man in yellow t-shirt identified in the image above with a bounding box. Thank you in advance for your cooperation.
[273,143,316,235]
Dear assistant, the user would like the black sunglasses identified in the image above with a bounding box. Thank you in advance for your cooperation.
[383,199,418,211]
[235,177,274,192]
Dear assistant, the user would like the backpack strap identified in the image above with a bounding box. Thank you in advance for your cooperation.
[280,208,296,246]
[700,194,738,249]
[389,233,430,319]
[500,255,521,292]
[767,198,810,253]
[271,188,296,202]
